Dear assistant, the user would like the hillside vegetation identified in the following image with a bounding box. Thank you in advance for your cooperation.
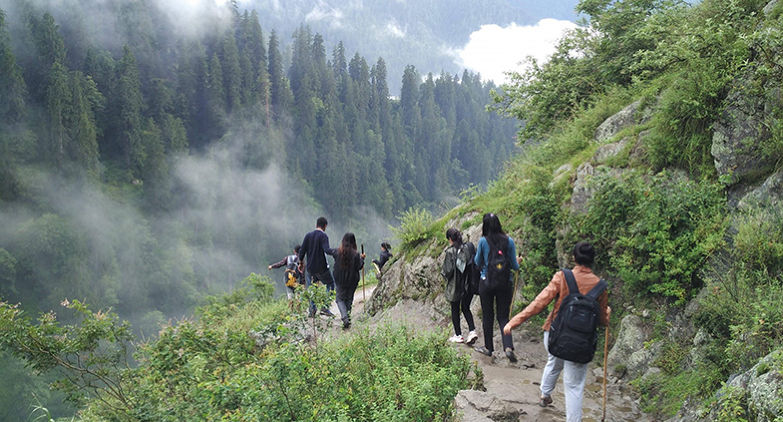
[3,0,783,420]
[387,0,783,419]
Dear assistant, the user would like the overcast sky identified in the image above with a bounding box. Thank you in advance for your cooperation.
[178,0,579,86]
[453,18,578,84]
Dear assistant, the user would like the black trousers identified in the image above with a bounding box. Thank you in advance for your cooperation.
[479,278,514,352]
[450,293,475,336]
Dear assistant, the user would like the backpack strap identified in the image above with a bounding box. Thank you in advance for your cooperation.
[586,279,608,300]
[562,268,579,295]
[563,269,608,299]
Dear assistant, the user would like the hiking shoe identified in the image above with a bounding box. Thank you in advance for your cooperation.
[465,330,479,345]
[448,334,465,343]
[342,321,351,330]
[538,396,553,407]
[505,347,517,363]
[320,309,335,317]
[474,346,492,356]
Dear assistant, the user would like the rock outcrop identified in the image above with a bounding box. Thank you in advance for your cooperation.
[594,100,648,142]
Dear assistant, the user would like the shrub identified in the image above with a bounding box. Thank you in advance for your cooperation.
[391,207,435,248]
[571,170,726,303]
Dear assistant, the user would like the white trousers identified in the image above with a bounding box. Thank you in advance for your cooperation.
[540,330,589,422]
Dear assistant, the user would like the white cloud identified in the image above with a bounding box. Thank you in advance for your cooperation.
[305,4,344,27]
[154,0,236,39]
[454,18,578,85]
[385,21,405,38]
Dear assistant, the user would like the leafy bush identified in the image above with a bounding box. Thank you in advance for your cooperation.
[2,273,476,422]
[391,207,435,247]
[571,170,726,303]
[639,0,767,175]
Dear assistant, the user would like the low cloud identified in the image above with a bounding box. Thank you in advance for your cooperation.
[385,21,405,38]
[453,18,578,84]
[305,3,344,27]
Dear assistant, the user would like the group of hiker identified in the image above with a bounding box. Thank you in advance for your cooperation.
[268,216,392,330]
[442,212,610,422]
[269,213,609,421]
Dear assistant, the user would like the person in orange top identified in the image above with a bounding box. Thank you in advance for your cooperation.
[503,242,610,422]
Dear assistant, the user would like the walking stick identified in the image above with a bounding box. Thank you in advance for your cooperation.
[602,325,609,421]
[509,269,519,314]
[361,244,365,301]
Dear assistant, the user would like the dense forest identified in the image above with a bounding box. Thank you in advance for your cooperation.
[0,0,516,315]
[0,0,517,418]
[4,0,783,420]
[242,0,579,93]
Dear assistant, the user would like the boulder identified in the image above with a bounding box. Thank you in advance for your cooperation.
[608,314,660,379]
[570,162,595,214]
[595,100,644,142]
[454,390,521,422]
[737,169,783,211]
[594,137,630,164]
[367,213,482,317]
[764,0,780,15]
[743,352,783,421]
[711,79,775,186]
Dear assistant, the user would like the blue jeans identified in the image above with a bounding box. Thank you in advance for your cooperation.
[306,269,335,314]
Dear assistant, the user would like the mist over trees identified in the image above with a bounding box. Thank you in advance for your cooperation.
[0,1,517,418]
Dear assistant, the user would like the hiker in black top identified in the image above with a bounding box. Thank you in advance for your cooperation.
[298,217,337,317]
[441,228,478,345]
[372,242,392,271]
[268,245,302,299]
[332,232,365,329]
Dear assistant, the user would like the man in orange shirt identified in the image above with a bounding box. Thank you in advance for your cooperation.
[503,242,610,422]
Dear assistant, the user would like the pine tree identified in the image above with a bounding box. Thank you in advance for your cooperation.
[44,61,70,166]
[28,12,66,100]
[219,34,241,113]
[64,71,102,176]
[116,46,144,178]
[0,10,27,124]
[267,31,291,121]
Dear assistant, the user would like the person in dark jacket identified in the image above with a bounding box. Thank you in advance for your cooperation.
[441,228,478,344]
[332,232,365,329]
[372,242,392,273]
[473,213,521,362]
[268,245,302,299]
[298,217,337,317]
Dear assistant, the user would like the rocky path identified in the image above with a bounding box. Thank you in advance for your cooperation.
[322,288,649,421]
[452,324,650,422]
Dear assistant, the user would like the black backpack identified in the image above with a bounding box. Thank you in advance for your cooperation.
[485,237,510,288]
[547,269,608,364]
[462,242,480,295]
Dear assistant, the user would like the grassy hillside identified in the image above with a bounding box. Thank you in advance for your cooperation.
[390,0,783,418]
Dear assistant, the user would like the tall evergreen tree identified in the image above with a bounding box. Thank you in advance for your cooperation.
[0,9,27,124]
[267,31,291,121]
[116,46,144,177]
[44,61,70,166]
[28,12,66,100]
[219,34,241,113]
[64,71,102,176]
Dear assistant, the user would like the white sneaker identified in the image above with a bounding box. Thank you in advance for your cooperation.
[448,334,465,343]
[465,331,479,345]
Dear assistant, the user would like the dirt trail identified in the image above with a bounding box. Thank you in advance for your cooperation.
[453,323,650,422]
[321,288,649,422]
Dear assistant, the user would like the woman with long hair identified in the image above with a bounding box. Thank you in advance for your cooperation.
[332,232,365,329]
[442,228,478,344]
[473,213,520,361]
